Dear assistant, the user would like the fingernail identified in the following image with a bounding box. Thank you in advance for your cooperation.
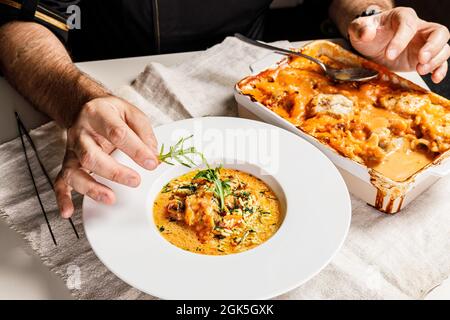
[126,176,139,187]
[61,210,70,219]
[435,71,444,81]
[144,158,157,170]
[387,49,397,60]
[422,51,431,63]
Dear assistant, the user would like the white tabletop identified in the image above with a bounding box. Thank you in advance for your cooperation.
[0,42,448,299]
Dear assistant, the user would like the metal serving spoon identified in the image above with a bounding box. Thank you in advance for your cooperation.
[235,33,379,82]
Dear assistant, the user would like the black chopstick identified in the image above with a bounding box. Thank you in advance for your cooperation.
[16,114,57,245]
[15,112,80,245]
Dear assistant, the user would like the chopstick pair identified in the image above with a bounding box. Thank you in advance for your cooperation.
[15,112,79,246]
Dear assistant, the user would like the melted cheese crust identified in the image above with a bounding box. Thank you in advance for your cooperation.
[239,50,450,182]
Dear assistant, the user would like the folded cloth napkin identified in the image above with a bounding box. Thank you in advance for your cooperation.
[1,37,449,300]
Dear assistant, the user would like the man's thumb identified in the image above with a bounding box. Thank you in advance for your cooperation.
[348,17,378,42]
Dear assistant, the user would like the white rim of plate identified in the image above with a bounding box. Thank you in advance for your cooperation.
[82,117,351,299]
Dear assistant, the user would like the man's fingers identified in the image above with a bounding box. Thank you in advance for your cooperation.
[431,60,448,84]
[417,44,450,75]
[419,23,450,64]
[63,167,116,205]
[54,177,74,219]
[60,152,116,205]
[73,133,141,187]
[386,8,418,60]
[125,107,158,153]
[86,100,158,170]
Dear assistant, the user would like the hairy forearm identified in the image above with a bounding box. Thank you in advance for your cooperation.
[0,21,109,127]
[329,0,394,36]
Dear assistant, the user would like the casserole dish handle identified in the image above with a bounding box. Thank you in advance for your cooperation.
[428,163,450,177]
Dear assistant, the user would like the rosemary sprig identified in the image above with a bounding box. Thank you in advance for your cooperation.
[158,135,200,167]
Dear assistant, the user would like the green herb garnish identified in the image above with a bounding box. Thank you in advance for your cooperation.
[235,190,250,199]
[243,207,254,214]
[193,166,231,212]
[234,230,251,245]
[161,183,171,193]
[177,184,197,193]
[258,207,271,215]
[158,135,231,212]
[259,189,277,200]
[158,135,200,167]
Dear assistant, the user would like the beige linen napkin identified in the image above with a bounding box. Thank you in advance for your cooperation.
[1,37,449,299]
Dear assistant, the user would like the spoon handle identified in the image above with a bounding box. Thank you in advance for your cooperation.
[234,33,327,72]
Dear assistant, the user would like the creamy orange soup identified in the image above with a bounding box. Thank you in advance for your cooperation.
[238,51,450,182]
[153,168,282,255]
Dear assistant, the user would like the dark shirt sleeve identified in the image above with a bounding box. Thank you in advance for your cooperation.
[0,0,75,44]
[0,1,19,28]
[0,0,72,29]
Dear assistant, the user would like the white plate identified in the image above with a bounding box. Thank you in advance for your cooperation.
[83,117,351,299]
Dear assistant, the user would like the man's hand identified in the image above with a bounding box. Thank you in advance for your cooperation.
[0,22,160,219]
[349,7,450,83]
[54,96,159,218]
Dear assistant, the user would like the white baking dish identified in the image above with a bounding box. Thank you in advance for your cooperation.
[234,40,450,213]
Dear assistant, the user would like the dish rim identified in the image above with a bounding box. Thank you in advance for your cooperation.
[82,116,352,299]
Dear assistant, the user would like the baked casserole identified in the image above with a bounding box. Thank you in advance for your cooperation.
[237,42,450,183]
